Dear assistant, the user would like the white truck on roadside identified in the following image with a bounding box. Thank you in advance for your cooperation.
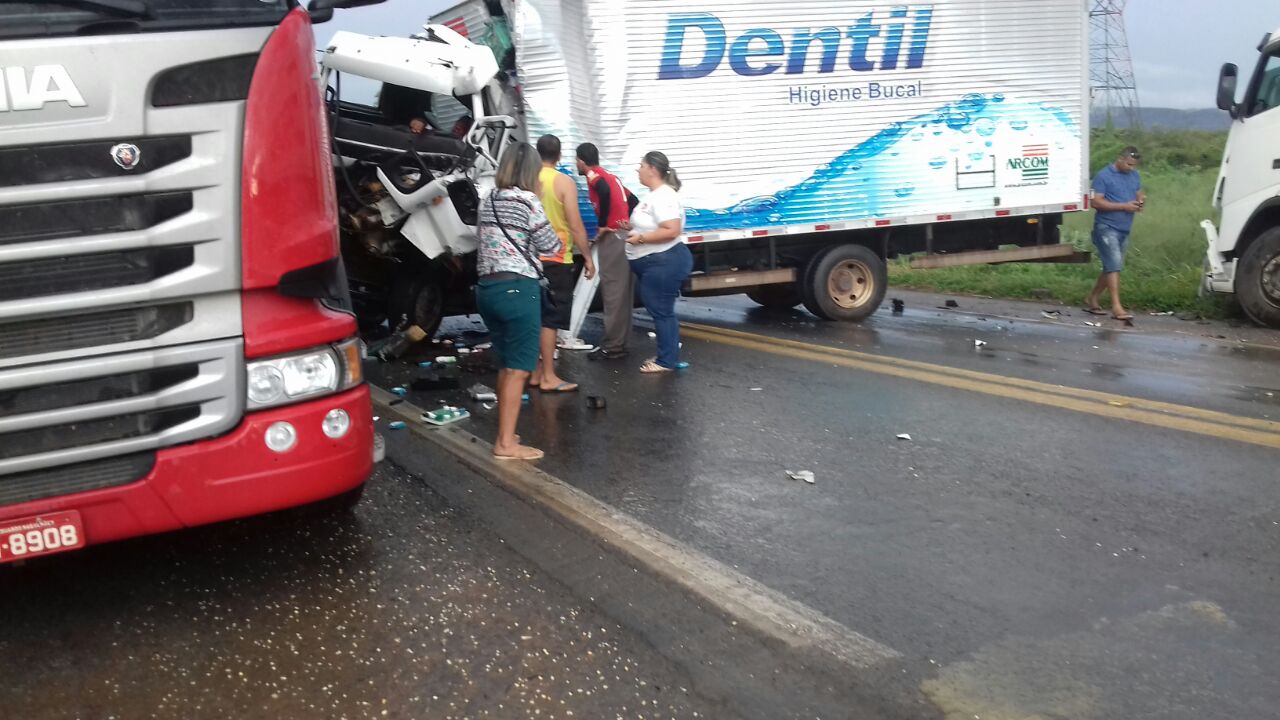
[1204,27,1280,327]
[324,0,1092,334]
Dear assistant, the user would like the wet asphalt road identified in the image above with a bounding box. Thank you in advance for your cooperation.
[369,289,1280,719]
[0,464,721,719]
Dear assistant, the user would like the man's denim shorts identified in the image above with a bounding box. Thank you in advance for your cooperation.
[1092,225,1130,273]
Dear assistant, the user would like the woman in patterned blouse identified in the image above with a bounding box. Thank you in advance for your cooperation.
[474,142,563,461]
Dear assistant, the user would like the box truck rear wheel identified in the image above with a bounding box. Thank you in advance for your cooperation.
[801,244,887,321]
[747,283,802,310]
[1236,227,1280,328]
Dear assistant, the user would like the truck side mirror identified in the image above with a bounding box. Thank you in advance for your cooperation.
[1216,63,1239,117]
[309,0,385,24]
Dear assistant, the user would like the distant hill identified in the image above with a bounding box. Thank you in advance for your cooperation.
[1091,107,1230,132]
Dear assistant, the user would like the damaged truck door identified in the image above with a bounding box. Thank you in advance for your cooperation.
[321,26,511,336]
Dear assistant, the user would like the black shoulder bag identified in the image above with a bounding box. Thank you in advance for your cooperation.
[489,192,559,310]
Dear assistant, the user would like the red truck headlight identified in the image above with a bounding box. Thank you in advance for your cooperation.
[246,338,363,410]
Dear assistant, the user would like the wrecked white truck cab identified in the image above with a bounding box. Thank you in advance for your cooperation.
[320,25,517,334]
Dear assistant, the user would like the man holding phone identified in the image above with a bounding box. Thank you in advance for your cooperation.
[1084,146,1145,321]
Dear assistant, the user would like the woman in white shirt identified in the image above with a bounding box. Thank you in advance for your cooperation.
[625,151,694,373]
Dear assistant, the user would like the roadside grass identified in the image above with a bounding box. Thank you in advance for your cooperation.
[889,128,1239,316]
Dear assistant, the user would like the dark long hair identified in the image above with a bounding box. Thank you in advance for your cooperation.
[643,151,682,191]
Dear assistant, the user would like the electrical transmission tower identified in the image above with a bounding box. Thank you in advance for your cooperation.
[1089,0,1141,128]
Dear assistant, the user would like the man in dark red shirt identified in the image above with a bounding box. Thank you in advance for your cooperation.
[576,143,636,360]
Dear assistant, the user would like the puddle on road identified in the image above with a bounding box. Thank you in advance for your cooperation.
[1231,385,1280,406]
[921,601,1267,720]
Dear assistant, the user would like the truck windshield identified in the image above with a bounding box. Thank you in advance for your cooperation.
[1250,51,1280,116]
[0,0,292,41]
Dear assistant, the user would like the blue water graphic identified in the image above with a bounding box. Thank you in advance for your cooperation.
[684,93,1078,231]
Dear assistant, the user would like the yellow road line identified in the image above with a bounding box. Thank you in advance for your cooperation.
[680,323,1280,450]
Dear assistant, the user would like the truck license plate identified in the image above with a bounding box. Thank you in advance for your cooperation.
[0,511,85,563]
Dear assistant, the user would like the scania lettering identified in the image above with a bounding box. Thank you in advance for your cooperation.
[0,0,384,564]
[1201,28,1280,328]
[0,64,87,112]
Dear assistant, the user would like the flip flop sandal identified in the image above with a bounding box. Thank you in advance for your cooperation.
[494,448,545,461]
[1112,314,1134,321]
[1082,307,1108,315]
[639,361,673,374]
[541,382,579,393]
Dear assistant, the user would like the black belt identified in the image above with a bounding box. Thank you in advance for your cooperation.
[479,271,530,283]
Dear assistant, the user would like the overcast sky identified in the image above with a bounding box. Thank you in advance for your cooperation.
[317,1,1279,110]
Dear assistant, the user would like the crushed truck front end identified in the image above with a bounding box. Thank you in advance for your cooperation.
[0,2,374,563]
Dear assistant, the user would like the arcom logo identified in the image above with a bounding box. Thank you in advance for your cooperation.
[657,6,934,80]
[0,65,86,112]
[1008,144,1050,181]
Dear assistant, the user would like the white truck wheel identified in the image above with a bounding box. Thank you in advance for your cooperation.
[800,244,888,322]
[1236,226,1280,328]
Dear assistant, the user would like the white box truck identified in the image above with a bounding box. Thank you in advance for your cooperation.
[328,0,1091,333]
[1204,27,1280,328]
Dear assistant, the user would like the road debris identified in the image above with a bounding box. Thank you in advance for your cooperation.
[891,298,905,314]
[1108,400,1131,407]
[785,470,816,484]
[468,383,497,402]
[587,396,607,409]
[648,331,657,338]
[435,356,458,365]
[974,339,987,347]
[1040,310,1062,319]
[750,387,763,391]
[945,299,960,308]
[390,386,408,397]
[422,406,470,426]
[1149,311,1175,316]
[417,360,434,368]
[372,324,427,362]
[411,375,460,391]
[1084,321,1101,327]
[896,433,912,441]
[387,421,407,430]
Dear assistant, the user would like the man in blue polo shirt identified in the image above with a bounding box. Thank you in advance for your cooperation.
[1084,146,1145,321]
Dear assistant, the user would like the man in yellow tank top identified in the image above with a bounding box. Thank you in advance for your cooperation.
[532,135,594,392]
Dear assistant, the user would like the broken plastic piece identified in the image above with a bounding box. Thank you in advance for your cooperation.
[1041,310,1061,319]
[896,433,912,441]
[1084,321,1101,327]
[388,421,407,430]
[648,331,657,338]
[785,470,815,484]
[391,386,408,396]
[676,361,690,369]
[468,383,497,402]
[1149,311,1174,316]
[974,339,987,347]
[475,342,493,350]
[418,360,434,368]
[422,407,471,426]
[435,356,458,364]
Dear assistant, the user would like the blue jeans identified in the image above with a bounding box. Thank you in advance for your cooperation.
[629,244,694,369]
[1092,225,1130,273]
